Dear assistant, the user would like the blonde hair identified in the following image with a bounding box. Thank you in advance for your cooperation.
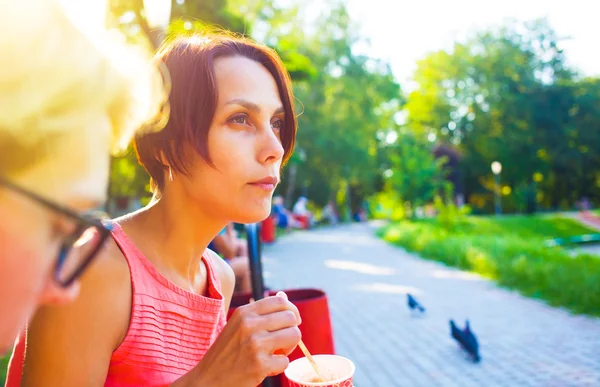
[0,0,168,176]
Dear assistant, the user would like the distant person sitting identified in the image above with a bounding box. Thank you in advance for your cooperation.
[272,195,301,229]
[323,201,339,225]
[209,224,251,293]
[272,195,289,228]
[579,197,592,212]
[352,208,367,222]
[293,196,314,228]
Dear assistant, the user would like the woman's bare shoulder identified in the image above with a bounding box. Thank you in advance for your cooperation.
[22,236,132,386]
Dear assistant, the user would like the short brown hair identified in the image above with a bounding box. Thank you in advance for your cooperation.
[134,33,297,192]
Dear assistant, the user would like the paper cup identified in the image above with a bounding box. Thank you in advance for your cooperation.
[284,354,355,387]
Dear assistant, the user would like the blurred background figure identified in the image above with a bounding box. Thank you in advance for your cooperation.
[292,196,314,229]
[272,195,302,230]
[323,200,339,225]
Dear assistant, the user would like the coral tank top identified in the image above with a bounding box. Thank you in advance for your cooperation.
[6,222,227,387]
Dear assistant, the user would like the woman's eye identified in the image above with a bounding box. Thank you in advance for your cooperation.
[230,115,248,125]
[271,119,283,130]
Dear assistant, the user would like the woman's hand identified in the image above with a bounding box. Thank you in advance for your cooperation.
[176,293,301,387]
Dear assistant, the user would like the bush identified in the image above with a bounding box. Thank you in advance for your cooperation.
[367,190,406,221]
[378,215,600,316]
[433,195,471,230]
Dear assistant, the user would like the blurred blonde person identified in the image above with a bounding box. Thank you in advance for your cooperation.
[0,0,166,354]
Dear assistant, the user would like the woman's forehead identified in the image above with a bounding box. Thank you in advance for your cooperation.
[214,56,282,106]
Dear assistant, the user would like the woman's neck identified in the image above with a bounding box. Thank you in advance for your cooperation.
[120,191,226,282]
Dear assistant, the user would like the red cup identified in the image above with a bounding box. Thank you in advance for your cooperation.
[284,355,355,387]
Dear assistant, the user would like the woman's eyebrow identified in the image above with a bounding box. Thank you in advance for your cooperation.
[226,99,261,113]
[225,99,284,115]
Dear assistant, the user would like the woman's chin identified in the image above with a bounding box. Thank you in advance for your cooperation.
[233,205,271,224]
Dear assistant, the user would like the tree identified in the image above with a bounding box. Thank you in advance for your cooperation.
[405,18,600,212]
[262,4,403,209]
[386,132,448,211]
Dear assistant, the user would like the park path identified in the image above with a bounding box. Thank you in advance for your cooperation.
[262,222,600,387]
[565,212,600,256]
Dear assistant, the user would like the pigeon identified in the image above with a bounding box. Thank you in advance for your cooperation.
[449,320,463,346]
[462,320,481,362]
[407,293,425,313]
[449,319,481,363]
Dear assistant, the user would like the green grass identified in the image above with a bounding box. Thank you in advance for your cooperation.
[429,214,593,239]
[378,215,600,316]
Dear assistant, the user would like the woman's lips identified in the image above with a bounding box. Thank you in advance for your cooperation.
[249,176,278,191]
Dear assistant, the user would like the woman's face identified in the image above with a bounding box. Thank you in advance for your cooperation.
[0,119,110,353]
[178,55,286,224]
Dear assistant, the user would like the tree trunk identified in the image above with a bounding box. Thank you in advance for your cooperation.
[285,164,297,209]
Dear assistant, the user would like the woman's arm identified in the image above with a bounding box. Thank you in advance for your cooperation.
[21,241,132,386]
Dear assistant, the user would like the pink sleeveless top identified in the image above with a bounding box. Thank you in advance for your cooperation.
[6,223,227,387]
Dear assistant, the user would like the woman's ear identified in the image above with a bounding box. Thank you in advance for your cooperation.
[157,150,174,183]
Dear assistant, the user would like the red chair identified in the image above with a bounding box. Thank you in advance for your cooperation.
[292,214,310,229]
[261,215,277,243]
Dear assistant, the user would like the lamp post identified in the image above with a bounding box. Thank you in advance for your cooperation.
[491,161,502,215]
[143,0,172,47]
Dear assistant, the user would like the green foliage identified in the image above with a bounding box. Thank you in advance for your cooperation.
[109,0,249,36]
[367,189,406,221]
[385,133,447,210]
[406,18,600,212]
[1,352,8,385]
[109,148,151,199]
[433,194,471,230]
[379,215,600,315]
[171,0,248,34]
[242,2,403,207]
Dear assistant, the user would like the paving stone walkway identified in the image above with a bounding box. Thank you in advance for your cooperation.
[263,222,600,386]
